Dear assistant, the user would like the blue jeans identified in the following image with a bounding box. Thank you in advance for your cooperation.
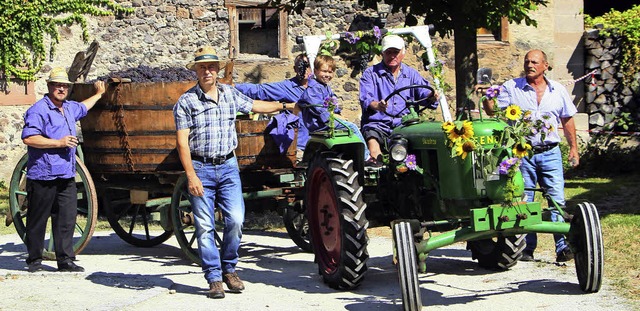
[188,157,244,283]
[336,119,370,160]
[520,146,568,255]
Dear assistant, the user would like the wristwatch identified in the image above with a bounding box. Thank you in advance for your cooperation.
[282,102,287,110]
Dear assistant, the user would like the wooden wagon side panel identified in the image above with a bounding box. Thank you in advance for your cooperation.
[71,81,296,174]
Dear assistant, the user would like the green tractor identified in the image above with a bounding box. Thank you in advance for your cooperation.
[298,26,604,310]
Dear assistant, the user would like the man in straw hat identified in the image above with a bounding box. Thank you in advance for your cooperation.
[21,68,105,273]
[359,34,438,167]
[173,46,294,299]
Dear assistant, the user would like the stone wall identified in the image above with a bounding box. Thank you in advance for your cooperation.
[0,0,584,183]
[584,28,640,132]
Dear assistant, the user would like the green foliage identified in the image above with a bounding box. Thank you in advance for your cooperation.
[269,0,547,37]
[0,0,133,81]
[585,5,640,87]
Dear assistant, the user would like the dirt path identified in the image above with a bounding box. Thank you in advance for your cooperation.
[0,230,634,311]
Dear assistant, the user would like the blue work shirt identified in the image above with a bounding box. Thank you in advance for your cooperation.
[496,77,576,147]
[359,62,436,135]
[173,83,253,158]
[22,95,88,180]
[297,78,335,133]
[235,78,309,149]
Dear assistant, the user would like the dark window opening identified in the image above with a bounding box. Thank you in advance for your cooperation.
[238,7,279,57]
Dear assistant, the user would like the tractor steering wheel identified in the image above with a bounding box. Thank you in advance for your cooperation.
[381,84,437,119]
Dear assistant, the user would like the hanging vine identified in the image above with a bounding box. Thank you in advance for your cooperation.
[0,0,133,81]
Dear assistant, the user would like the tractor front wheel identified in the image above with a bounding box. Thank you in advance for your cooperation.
[306,152,369,289]
[467,234,526,270]
[393,221,422,311]
[570,202,603,293]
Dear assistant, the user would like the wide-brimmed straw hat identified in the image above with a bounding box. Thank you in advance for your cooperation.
[186,46,226,70]
[47,67,73,84]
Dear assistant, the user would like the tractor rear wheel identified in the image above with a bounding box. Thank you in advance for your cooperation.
[306,152,369,289]
[393,221,422,311]
[467,234,526,270]
[570,202,603,293]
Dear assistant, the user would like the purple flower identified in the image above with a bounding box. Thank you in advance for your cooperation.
[485,85,501,100]
[323,96,339,109]
[405,154,417,170]
[344,32,360,44]
[373,26,381,39]
[498,157,519,175]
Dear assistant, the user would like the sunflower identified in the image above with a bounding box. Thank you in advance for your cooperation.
[455,140,476,160]
[512,142,532,158]
[441,121,455,133]
[448,120,474,142]
[505,104,522,121]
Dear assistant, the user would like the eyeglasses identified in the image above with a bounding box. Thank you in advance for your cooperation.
[50,83,70,90]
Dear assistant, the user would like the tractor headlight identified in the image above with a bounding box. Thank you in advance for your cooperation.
[388,135,408,162]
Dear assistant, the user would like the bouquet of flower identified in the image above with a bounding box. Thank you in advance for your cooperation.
[442,85,552,205]
[323,95,339,136]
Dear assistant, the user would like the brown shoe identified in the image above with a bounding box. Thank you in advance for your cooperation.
[223,272,245,292]
[208,281,225,299]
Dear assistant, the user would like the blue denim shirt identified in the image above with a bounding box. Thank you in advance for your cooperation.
[359,62,436,135]
[22,95,88,180]
[173,83,253,158]
[235,78,309,149]
[496,77,577,146]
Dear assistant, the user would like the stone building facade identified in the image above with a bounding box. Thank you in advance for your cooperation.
[0,0,585,183]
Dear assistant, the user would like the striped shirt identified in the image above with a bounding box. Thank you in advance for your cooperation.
[173,83,253,158]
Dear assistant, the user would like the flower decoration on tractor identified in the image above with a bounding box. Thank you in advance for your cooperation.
[442,85,553,205]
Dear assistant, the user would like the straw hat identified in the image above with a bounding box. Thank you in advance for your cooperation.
[381,35,405,52]
[47,67,72,84]
[186,46,226,70]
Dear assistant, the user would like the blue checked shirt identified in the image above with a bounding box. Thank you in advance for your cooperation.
[173,83,253,158]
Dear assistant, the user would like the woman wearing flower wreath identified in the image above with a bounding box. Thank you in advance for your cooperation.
[297,55,370,160]
[483,49,580,263]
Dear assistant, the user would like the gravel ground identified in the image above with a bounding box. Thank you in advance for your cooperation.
[0,229,635,311]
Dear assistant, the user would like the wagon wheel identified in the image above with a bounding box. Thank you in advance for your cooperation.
[171,174,223,266]
[102,189,173,247]
[306,152,369,289]
[9,153,98,260]
[467,234,526,270]
[393,221,422,311]
[282,200,312,252]
[569,202,604,293]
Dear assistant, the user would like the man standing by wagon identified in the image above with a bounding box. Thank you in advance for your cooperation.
[173,46,294,299]
[483,49,579,262]
[21,68,105,273]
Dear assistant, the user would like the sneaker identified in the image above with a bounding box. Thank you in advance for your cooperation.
[556,248,574,262]
[520,251,535,262]
[27,261,44,273]
[364,157,383,168]
[223,272,245,292]
[57,261,85,272]
[208,281,225,299]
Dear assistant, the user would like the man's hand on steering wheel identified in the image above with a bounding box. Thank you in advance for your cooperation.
[381,84,437,118]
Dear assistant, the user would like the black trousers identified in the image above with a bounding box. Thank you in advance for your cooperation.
[25,178,77,265]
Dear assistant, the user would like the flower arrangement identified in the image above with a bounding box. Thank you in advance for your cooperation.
[318,26,383,69]
[395,154,424,174]
[323,95,340,136]
[442,85,552,205]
